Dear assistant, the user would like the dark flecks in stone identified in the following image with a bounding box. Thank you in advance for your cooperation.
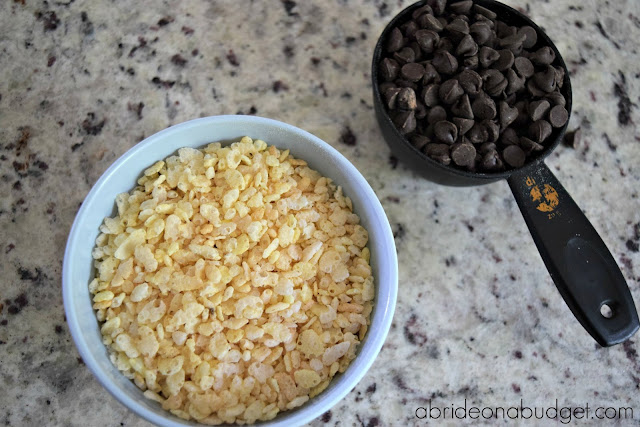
[71,142,84,151]
[310,57,321,66]
[514,350,523,359]
[340,126,356,146]
[282,0,298,16]
[80,11,94,36]
[181,26,194,35]
[317,83,328,97]
[127,102,144,120]
[575,20,584,28]
[272,80,289,92]
[627,240,639,252]
[54,325,63,334]
[386,196,400,204]
[47,56,56,67]
[366,383,377,394]
[512,383,521,393]
[14,0,26,4]
[171,54,187,67]
[595,21,621,49]
[128,36,147,57]
[360,32,367,40]
[389,155,398,169]
[157,16,174,26]
[81,112,106,135]
[0,320,7,326]
[126,67,135,75]
[283,45,295,58]
[602,133,617,152]
[320,411,332,423]
[18,266,45,285]
[5,244,15,254]
[191,49,199,57]
[345,36,357,45]
[378,2,389,17]
[226,49,240,66]
[404,313,427,346]
[77,357,85,365]
[151,77,175,89]
[34,160,48,170]
[6,293,28,315]
[393,223,405,239]
[614,71,634,126]
[36,11,60,31]
[366,417,380,427]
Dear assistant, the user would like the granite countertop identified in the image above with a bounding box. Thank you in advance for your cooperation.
[1,0,640,425]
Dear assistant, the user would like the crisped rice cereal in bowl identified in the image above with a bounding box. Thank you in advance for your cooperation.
[90,136,374,424]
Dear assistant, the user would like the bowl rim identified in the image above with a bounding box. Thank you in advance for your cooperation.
[62,115,398,427]
[371,0,573,182]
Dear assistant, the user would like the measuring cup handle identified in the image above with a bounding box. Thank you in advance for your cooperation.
[507,162,639,346]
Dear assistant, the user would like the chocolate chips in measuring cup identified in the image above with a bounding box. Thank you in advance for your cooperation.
[377,0,568,172]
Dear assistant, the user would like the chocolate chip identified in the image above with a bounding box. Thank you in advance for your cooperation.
[394,47,416,64]
[456,34,478,56]
[527,79,547,97]
[397,87,417,110]
[564,128,581,148]
[412,5,434,19]
[472,92,497,120]
[549,105,569,128]
[501,128,519,145]
[427,105,448,124]
[395,79,418,90]
[449,0,473,14]
[401,63,425,82]
[529,120,552,142]
[453,117,474,135]
[457,69,482,95]
[528,99,551,122]
[463,55,479,69]
[422,83,440,107]
[514,56,534,78]
[503,145,526,167]
[479,142,497,153]
[506,68,526,94]
[387,27,404,52]
[493,50,514,71]
[479,46,500,67]
[427,0,447,16]
[468,121,489,143]
[415,30,440,53]
[410,134,431,150]
[481,149,503,170]
[437,36,455,52]
[546,91,566,107]
[422,62,441,85]
[473,4,497,20]
[415,101,428,119]
[439,79,464,104]
[530,46,556,65]
[432,50,458,74]
[481,69,507,97]
[401,20,420,39]
[446,18,470,37]
[419,13,444,32]
[554,66,565,89]
[518,26,538,49]
[424,143,451,165]
[470,22,492,45]
[451,142,476,166]
[499,33,526,51]
[380,58,400,81]
[383,87,402,109]
[484,120,500,142]
[520,136,544,153]
[499,101,518,128]
[534,65,557,92]
[434,120,458,144]
[451,93,474,119]
[393,110,417,134]
[496,21,516,38]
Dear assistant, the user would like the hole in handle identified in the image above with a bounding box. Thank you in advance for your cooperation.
[600,302,614,319]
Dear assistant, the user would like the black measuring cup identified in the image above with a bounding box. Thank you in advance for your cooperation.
[372,0,639,346]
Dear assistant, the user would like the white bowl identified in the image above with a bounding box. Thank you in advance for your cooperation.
[63,115,398,427]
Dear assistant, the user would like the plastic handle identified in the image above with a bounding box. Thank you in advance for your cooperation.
[507,162,639,346]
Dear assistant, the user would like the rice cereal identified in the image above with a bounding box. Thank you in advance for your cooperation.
[89,136,374,424]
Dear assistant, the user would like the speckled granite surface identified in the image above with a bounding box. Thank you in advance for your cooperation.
[1,0,640,425]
